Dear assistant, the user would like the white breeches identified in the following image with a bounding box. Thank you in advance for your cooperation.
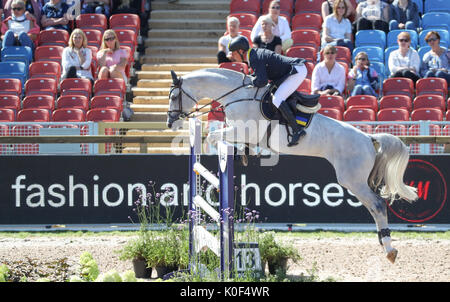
[272,64,307,108]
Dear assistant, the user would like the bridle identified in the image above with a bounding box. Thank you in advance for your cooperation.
[168,73,263,122]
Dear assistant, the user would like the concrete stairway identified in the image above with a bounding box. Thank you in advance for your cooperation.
[126,0,230,153]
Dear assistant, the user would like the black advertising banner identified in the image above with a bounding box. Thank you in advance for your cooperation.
[0,155,448,225]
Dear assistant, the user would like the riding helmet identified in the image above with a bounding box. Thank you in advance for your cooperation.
[228,36,250,52]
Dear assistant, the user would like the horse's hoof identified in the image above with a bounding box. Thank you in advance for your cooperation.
[387,248,398,264]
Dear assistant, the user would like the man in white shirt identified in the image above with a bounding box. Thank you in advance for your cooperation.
[311,45,346,95]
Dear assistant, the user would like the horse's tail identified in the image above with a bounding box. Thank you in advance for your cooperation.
[368,133,418,204]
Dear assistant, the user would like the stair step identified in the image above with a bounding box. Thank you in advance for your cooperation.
[148,18,225,30]
[147,29,224,39]
[141,63,217,72]
[132,87,170,96]
[137,79,173,88]
[136,70,190,80]
[151,0,229,11]
[142,54,217,64]
[145,37,218,47]
[145,46,217,56]
[150,9,228,20]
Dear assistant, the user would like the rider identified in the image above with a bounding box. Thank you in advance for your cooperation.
[228,36,308,147]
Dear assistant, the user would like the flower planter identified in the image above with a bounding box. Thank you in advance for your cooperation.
[132,258,152,279]
[155,265,177,279]
[268,258,288,275]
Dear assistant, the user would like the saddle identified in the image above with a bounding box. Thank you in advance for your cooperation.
[260,87,321,128]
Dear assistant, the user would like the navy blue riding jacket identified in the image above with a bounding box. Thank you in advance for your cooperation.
[248,48,305,88]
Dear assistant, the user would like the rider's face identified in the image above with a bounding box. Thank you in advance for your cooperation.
[231,50,244,62]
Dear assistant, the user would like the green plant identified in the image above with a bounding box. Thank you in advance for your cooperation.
[79,252,100,281]
[145,227,189,268]
[258,232,301,265]
[0,264,9,282]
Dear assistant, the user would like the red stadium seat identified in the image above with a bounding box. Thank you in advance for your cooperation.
[0,95,20,113]
[22,95,55,112]
[411,108,443,121]
[52,108,86,122]
[82,29,103,49]
[25,78,58,99]
[343,107,376,121]
[109,14,140,38]
[219,62,249,74]
[115,29,137,56]
[91,95,123,112]
[416,78,447,98]
[413,95,446,112]
[60,78,92,99]
[353,124,373,134]
[291,29,321,49]
[56,95,90,112]
[304,61,315,79]
[228,13,258,30]
[262,0,294,16]
[29,61,61,83]
[230,0,261,15]
[208,101,225,122]
[319,95,345,113]
[17,108,50,122]
[285,46,317,63]
[86,108,120,122]
[291,13,322,31]
[382,78,414,98]
[296,78,311,94]
[0,78,22,97]
[377,108,410,121]
[237,29,253,48]
[379,95,412,112]
[375,124,408,136]
[94,78,126,99]
[446,110,450,121]
[76,13,108,33]
[295,0,323,14]
[320,46,352,65]
[0,109,15,121]
[318,108,343,120]
[34,46,64,65]
[346,95,378,112]
[38,29,69,47]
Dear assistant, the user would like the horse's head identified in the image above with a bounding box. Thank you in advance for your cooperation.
[167,70,197,129]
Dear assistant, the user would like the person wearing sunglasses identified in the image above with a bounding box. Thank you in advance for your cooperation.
[388,31,420,82]
[1,0,40,50]
[3,0,42,26]
[97,29,129,82]
[251,0,292,53]
[420,31,449,85]
[40,0,70,31]
[389,0,420,31]
[228,35,309,147]
[311,45,346,97]
[321,0,355,21]
[348,51,379,97]
[322,0,354,53]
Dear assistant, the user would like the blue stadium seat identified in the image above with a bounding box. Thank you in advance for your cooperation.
[353,46,384,64]
[418,46,431,61]
[412,0,423,14]
[0,62,28,90]
[387,30,419,49]
[355,30,386,49]
[421,12,450,30]
[0,46,33,66]
[370,62,385,79]
[424,0,450,13]
[418,29,449,47]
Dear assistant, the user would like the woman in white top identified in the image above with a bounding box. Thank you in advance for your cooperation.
[322,0,354,52]
[217,16,240,64]
[251,0,292,52]
[321,0,355,21]
[311,45,346,96]
[61,29,93,82]
[252,14,282,54]
[388,31,420,82]
[354,0,390,33]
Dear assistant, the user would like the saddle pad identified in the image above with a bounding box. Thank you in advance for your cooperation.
[261,95,314,128]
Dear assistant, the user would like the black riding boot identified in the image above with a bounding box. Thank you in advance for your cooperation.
[278,101,306,147]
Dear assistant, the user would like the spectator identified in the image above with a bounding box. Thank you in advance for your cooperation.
[420,31,450,85]
[97,29,129,82]
[389,0,420,31]
[311,45,346,96]
[40,0,70,31]
[111,0,149,37]
[61,28,94,83]
[217,16,240,64]
[388,31,420,82]
[354,0,390,34]
[81,0,111,18]
[322,0,354,52]
[252,14,282,54]
[348,51,379,97]
[251,0,292,52]
[1,0,39,50]
[321,0,355,21]
[3,0,41,26]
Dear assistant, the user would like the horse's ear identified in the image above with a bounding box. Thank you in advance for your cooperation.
[171,70,179,85]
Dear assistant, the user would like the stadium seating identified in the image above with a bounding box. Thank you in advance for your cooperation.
[416,78,448,98]
[355,30,386,49]
[320,46,351,65]
[1,46,33,66]
[387,30,418,49]
[109,13,141,38]
[262,0,294,16]
[219,62,249,74]
[0,95,21,113]
[318,95,345,113]
[418,29,449,48]
[382,78,414,98]
[52,108,86,122]
[60,78,92,99]
[0,79,22,97]
[318,108,343,120]
[29,61,61,83]
[229,0,261,15]
[285,46,317,63]
[413,95,446,112]
[57,95,90,112]
[94,78,126,99]
[291,29,321,50]
[352,46,384,64]
[17,108,50,122]
[34,46,64,65]
[0,62,28,86]
[291,13,322,31]
[22,95,55,112]
[86,108,121,122]
[91,95,123,112]
[25,78,58,99]
[421,12,449,30]
[296,78,311,94]
[425,0,450,13]
[228,13,258,30]
[411,108,443,121]
[38,29,70,47]
[83,29,103,49]
[343,108,376,121]
[294,0,322,14]
[346,95,378,112]
[377,108,410,121]
[304,61,315,79]
[76,13,108,32]
[0,109,16,122]
[379,95,412,112]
